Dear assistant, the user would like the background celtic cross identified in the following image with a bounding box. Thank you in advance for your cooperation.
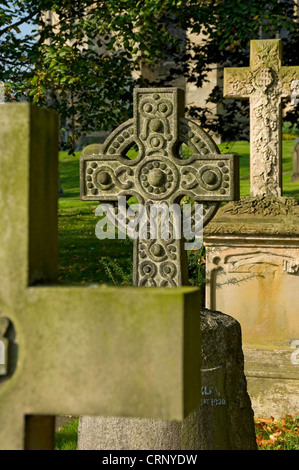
[224,39,299,198]
[81,88,239,287]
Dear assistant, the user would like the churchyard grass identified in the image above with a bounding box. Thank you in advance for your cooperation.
[59,151,133,285]
[55,418,79,450]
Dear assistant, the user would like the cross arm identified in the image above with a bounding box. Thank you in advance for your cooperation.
[174,153,240,204]
[0,285,201,449]
[223,67,252,99]
[80,154,136,201]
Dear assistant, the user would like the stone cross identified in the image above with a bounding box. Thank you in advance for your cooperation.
[81,88,239,286]
[0,103,203,449]
[224,39,299,197]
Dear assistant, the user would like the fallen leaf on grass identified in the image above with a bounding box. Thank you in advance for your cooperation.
[255,414,299,450]
[256,433,263,446]
[257,417,274,424]
[271,431,282,438]
[261,439,276,447]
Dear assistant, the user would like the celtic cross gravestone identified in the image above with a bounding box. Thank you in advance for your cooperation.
[224,39,299,197]
[81,88,239,286]
[77,88,255,451]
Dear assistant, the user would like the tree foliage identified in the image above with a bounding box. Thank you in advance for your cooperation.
[0,0,298,150]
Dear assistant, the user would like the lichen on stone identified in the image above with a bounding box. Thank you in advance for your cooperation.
[222,196,299,217]
[204,196,299,236]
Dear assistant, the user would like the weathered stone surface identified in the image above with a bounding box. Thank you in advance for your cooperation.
[78,417,181,450]
[224,39,299,197]
[0,284,203,449]
[77,309,256,450]
[193,309,256,450]
[205,196,299,236]
[244,348,299,418]
[204,196,299,417]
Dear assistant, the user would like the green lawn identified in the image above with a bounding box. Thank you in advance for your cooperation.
[59,151,133,285]
[55,418,79,450]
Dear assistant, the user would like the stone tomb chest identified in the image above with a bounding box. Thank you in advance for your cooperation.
[204,196,299,417]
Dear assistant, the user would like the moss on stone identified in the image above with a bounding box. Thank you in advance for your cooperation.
[205,196,299,236]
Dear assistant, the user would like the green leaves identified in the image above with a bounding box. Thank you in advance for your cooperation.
[0,0,298,150]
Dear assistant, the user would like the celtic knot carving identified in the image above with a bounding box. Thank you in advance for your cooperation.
[139,261,157,287]
[139,233,177,263]
[85,162,134,196]
[104,120,136,158]
[138,259,178,287]
[160,261,177,287]
[139,93,173,143]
